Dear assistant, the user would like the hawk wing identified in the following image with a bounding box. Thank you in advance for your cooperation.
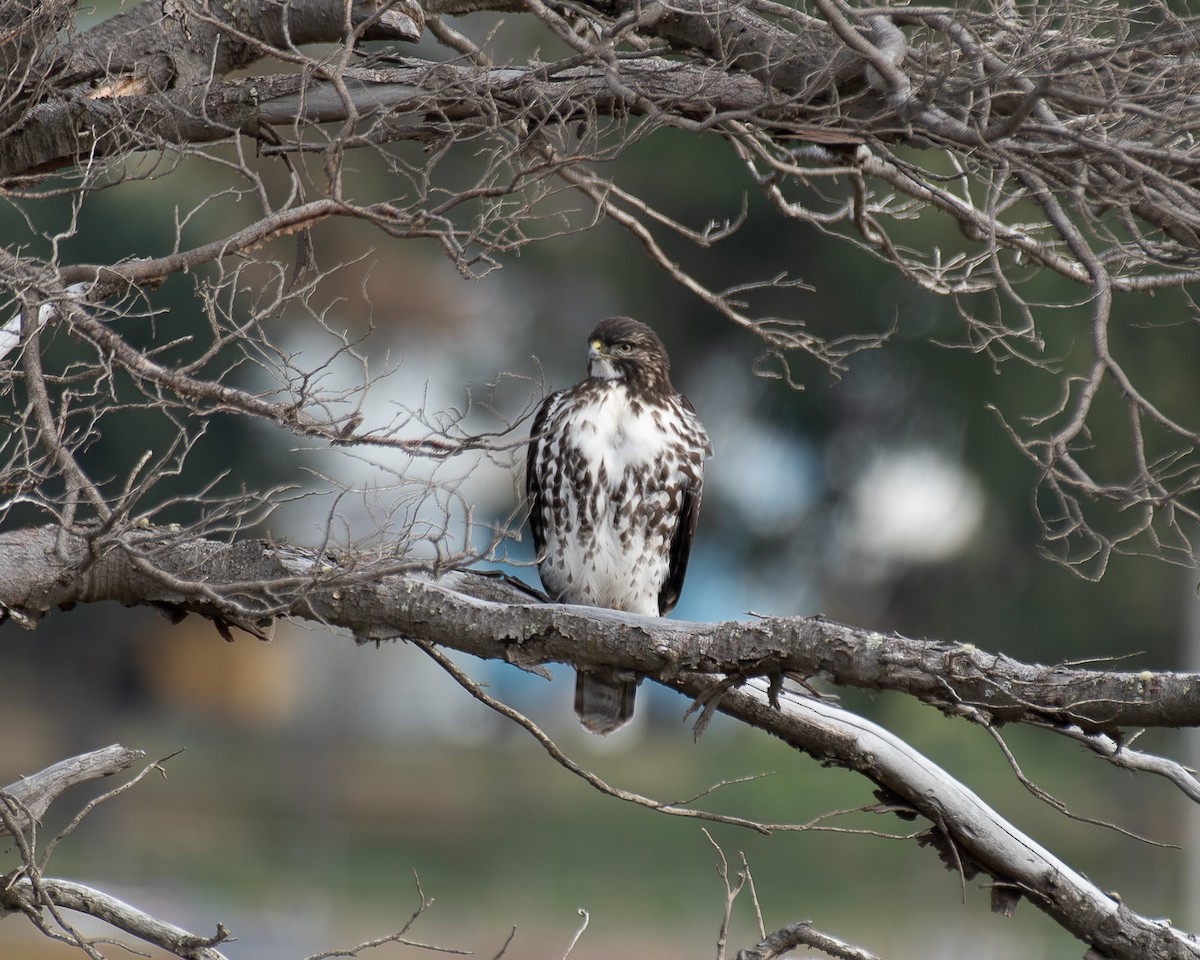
[657,393,708,616]
[525,390,561,563]
[658,480,700,616]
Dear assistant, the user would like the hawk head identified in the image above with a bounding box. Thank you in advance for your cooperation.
[585,317,672,394]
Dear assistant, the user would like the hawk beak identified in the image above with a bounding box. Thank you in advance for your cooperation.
[587,339,618,379]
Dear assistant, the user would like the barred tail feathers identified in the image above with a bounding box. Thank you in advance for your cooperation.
[574,670,636,735]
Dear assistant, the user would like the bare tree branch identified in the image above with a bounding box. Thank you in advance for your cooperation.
[680,677,1200,960]
[1,523,1196,733]
[2,877,234,960]
[0,745,145,837]
[4,524,1197,956]
[736,920,883,960]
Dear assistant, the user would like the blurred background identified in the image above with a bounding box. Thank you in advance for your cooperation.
[4,2,1200,958]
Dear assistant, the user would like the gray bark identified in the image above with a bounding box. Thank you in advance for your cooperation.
[2,524,1198,960]
[0,744,145,836]
[710,680,1199,960]
[1,876,232,960]
[0,56,853,180]
[1,523,1195,731]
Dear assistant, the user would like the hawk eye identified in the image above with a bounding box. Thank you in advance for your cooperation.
[614,342,634,354]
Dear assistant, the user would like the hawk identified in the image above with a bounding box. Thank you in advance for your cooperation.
[526,317,711,734]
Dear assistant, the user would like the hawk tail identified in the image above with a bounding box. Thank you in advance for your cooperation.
[575,670,636,735]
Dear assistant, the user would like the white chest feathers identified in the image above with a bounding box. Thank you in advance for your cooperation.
[531,381,708,615]
[568,387,672,477]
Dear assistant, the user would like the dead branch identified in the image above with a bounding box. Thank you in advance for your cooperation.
[1,523,1195,735]
[6,0,1200,565]
[0,745,145,837]
[681,677,1199,960]
[2,877,234,960]
[735,920,883,960]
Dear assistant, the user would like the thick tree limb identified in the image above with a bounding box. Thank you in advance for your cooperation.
[696,678,1199,960]
[0,531,1195,958]
[52,0,422,90]
[0,57,854,181]
[0,523,1194,733]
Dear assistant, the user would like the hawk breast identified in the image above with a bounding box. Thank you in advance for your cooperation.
[530,380,707,616]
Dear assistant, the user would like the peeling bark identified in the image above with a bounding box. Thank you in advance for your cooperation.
[1,523,1195,731]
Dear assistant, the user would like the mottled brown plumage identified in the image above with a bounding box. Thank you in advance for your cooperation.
[526,317,710,734]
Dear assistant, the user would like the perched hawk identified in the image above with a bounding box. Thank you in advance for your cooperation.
[526,317,711,734]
